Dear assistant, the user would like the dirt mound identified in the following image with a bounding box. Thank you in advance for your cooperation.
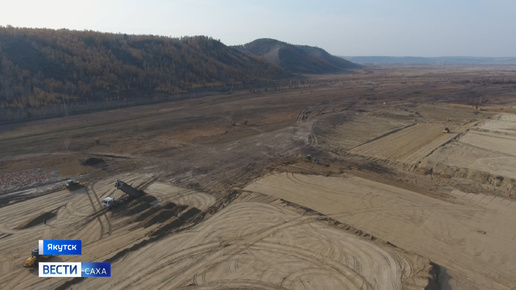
[122,195,156,207]
[112,195,159,216]
[126,202,151,215]
[80,157,105,166]
[137,204,197,230]
[141,209,176,228]
[16,210,57,229]
[162,202,178,209]
[178,206,201,221]
[132,207,160,223]
[150,217,185,237]
[138,195,158,204]
[170,204,187,215]
[417,161,516,197]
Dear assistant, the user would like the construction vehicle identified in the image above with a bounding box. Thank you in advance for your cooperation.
[115,180,143,198]
[305,154,320,164]
[64,179,85,191]
[23,248,51,268]
[101,197,116,209]
[101,180,144,209]
[442,127,450,133]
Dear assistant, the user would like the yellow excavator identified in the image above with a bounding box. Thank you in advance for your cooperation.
[442,127,450,133]
[23,248,51,268]
[63,179,85,191]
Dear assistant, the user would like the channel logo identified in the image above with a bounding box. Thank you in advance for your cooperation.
[82,262,111,277]
[39,240,81,255]
[39,262,111,277]
[38,263,81,277]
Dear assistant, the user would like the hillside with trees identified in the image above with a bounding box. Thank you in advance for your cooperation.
[0,27,289,122]
[234,38,360,74]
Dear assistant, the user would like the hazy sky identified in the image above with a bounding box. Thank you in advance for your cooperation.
[2,0,515,57]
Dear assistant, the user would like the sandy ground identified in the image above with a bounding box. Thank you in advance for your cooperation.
[244,172,516,289]
[424,113,516,197]
[75,194,432,290]
[349,122,461,167]
[0,173,214,289]
[1,66,516,289]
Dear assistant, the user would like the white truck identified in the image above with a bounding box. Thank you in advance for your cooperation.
[101,180,143,209]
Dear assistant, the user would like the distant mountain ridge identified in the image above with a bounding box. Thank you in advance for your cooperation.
[234,38,360,74]
[346,56,516,65]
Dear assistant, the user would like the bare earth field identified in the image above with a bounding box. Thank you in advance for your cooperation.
[1,66,516,289]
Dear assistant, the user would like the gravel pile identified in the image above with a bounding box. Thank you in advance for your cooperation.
[0,168,60,192]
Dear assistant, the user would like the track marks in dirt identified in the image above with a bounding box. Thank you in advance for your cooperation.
[423,115,516,190]
[459,130,516,156]
[350,123,460,167]
[245,172,516,289]
[93,201,426,290]
[145,182,216,211]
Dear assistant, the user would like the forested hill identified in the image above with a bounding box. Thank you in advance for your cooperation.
[234,38,360,74]
[0,27,289,122]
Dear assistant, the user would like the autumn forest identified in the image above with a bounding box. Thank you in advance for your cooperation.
[0,26,291,122]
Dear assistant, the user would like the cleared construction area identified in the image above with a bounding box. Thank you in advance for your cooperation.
[72,197,433,290]
[244,172,516,289]
[349,123,460,167]
[0,175,209,289]
[1,66,516,289]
